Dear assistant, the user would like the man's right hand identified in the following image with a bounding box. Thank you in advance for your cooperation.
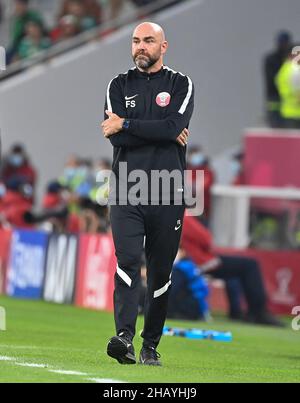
[176,128,189,146]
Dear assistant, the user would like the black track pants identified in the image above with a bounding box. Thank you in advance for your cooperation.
[110,204,185,348]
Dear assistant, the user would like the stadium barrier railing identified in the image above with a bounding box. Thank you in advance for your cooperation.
[211,184,300,248]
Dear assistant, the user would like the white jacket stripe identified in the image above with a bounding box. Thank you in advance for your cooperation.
[178,76,193,115]
[117,265,132,287]
[106,78,115,112]
[154,280,172,298]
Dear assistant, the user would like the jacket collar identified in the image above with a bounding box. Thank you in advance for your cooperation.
[134,66,164,79]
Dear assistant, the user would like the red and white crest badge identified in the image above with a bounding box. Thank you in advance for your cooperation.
[156,92,171,107]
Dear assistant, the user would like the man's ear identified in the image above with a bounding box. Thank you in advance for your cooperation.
[161,40,168,55]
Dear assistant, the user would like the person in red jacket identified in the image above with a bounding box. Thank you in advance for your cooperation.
[0,178,34,229]
[1,144,37,190]
[181,214,283,326]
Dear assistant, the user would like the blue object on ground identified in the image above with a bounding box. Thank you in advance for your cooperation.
[163,326,233,342]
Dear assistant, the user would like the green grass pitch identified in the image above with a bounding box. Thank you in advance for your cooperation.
[0,295,299,383]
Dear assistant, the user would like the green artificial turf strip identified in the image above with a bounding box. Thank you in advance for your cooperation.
[0,295,299,383]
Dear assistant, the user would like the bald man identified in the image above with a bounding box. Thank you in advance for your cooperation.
[102,22,194,366]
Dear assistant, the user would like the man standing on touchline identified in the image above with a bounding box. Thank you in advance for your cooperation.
[101,21,195,366]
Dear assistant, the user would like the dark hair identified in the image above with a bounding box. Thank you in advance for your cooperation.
[276,30,292,45]
[46,181,66,194]
[188,144,202,154]
[97,158,112,169]
[79,197,107,217]
[11,143,24,153]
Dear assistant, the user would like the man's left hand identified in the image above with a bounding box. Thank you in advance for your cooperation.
[101,111,124,137]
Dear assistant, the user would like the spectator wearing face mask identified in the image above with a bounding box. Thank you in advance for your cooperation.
[74,159,95,198]
[59,157,95,213]
[59,155,80,190]
[187,145,215,223]
[1,144,37,190]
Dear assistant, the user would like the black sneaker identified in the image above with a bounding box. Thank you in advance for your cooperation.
[139,346,162,366]
[107,334,136,365]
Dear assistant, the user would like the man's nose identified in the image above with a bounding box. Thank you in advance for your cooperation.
[137,41,145,51]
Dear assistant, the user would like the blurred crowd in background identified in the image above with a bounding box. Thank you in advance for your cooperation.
[0,142,217,234]
[1,1,299,128]
[0,142,284,328]
[1,1,297,326]
[0,144,111,233]
[4,140,297,253]
[0,0,180,64]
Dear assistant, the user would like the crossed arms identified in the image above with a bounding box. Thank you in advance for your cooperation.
[101,75,194,148]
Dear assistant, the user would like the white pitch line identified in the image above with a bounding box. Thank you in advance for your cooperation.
[0,356,14,361]
[0,345,40,350]
[0,355,126,383]
[87,378,126,383]
[16,363,48,368]
[0,344,93,352]
[49,370,88,376]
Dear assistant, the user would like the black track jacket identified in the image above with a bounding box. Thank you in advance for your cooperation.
[104,65,195,204]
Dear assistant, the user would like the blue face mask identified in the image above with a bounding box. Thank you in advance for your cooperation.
[231,160,241,176]
[63,167,77,180]
[189,153,206,167]
[77,166,90,178]
[9,154,24,167]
